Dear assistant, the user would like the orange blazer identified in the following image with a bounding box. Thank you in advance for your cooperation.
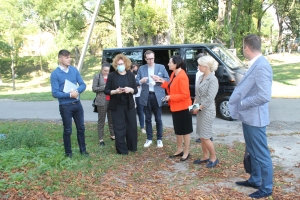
[161,70,192,112]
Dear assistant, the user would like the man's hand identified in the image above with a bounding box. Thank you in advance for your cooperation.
[70,90,79,98]
[140,77,148,83]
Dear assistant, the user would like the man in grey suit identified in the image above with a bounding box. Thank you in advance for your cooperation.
[228,34,273,199]
[136,50,170,148]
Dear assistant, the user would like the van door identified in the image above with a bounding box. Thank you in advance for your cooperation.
[149,48,180,76]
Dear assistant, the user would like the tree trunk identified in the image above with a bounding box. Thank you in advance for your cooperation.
[276,12,284,53]
[217,0,226,27]
[230,0,243,48]
[138,32,148,46]
[226,0,233,48]
[10,52,16,91]
[152,0,172,45]
[247,0,253,32]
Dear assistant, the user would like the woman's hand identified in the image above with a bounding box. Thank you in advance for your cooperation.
[153,76,164,83]
[124,87,134,94]
[190,108,199,115]
[113,87,125,95]
[163,95,170,101]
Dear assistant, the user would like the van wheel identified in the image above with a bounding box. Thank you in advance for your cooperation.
[216,95,233,121]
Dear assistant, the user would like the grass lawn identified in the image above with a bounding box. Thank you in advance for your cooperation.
[0,121,299,199]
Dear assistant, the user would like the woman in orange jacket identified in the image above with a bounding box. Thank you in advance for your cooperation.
[153,55,193,161]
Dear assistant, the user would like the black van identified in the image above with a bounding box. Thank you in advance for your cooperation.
[102,44,247,120]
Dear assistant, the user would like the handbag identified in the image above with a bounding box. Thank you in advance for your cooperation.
[92,98,97,113]
[243,151,251,174]
[92,74,101,113]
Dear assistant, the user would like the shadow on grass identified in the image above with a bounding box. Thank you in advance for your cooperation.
[272,62,300,85]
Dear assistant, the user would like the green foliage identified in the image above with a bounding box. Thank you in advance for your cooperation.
[134,1,170,36]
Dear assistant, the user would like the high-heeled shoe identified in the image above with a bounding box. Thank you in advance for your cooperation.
[180,153,190,161]
[169,151,183,158]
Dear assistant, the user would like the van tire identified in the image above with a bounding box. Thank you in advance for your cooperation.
[216,95,233,121]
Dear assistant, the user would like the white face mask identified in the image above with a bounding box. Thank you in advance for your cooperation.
[117,65,125,72]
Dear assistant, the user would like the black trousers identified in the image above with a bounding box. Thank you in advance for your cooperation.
[111,104,138,154]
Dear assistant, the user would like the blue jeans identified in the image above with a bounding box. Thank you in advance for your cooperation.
[135,97,145,129]
[59,101,86,154]
[144,93,163,140]
[242,123,273,193]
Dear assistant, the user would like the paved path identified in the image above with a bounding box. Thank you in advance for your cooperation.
[1,98,299,123]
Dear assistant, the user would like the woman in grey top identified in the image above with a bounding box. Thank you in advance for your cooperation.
[191,56,219,168]
[92,62,115,146]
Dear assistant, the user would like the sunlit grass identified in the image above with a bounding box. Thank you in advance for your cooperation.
[272,62,300,85]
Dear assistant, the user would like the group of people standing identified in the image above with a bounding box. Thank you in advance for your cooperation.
[51,34,273,199]
[91,49,219,168]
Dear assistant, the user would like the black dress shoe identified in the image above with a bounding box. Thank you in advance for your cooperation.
[235,180,260,189]
[81,151,89,156]
[169,151,183,158]
[248,189,272,198]
[65,153,72,158]
[193,158,209,164]
[180,154,190,161]
[99,141,105,146]
[195,138,201,143]
[206,159,219,168]
[195,137,213,143]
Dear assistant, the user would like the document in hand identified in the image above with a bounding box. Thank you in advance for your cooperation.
[188,103,199,112]
[63,79,78,93]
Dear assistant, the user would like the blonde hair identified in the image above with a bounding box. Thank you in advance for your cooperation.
[197,55,218,72]
[112,54,132,71]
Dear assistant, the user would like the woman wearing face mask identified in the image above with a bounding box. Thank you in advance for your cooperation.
[104,54,138,155]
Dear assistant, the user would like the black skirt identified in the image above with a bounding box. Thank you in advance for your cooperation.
[171,109,193,135]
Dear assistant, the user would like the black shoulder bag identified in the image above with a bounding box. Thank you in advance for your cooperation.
[92,74,100,113]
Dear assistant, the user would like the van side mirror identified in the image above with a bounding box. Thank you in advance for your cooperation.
[215,65,224,78]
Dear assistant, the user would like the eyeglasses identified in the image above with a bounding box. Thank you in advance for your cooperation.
[146,58,154,61]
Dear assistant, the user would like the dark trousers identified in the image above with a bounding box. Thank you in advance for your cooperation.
[111,104,138,154]
[242,123,273,193]
[59,101,86,154]
[97,100,114,141]
[135,96,145,129]
[144,93,163,140]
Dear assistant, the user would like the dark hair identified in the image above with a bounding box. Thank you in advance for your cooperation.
[144,50,155,58]
[131,63,139,70]
[58,49,70,58]
[196,53,206,60]
[244,34,261,52]
[171,55,184,69]
[102,62,110,68]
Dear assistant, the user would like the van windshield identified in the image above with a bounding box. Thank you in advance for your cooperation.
[210,45,246,70]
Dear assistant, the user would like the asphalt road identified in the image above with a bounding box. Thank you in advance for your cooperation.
[0,98,299,124]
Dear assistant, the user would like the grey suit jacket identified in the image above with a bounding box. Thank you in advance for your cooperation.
[228,56,273,127]
[136,63,170,107]
[92,73,107,106]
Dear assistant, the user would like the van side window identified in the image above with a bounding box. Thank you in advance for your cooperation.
[102,50,143,66]
[185,49,207,72]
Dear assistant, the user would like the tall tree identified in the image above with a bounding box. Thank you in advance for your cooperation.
[0,0,31,90]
